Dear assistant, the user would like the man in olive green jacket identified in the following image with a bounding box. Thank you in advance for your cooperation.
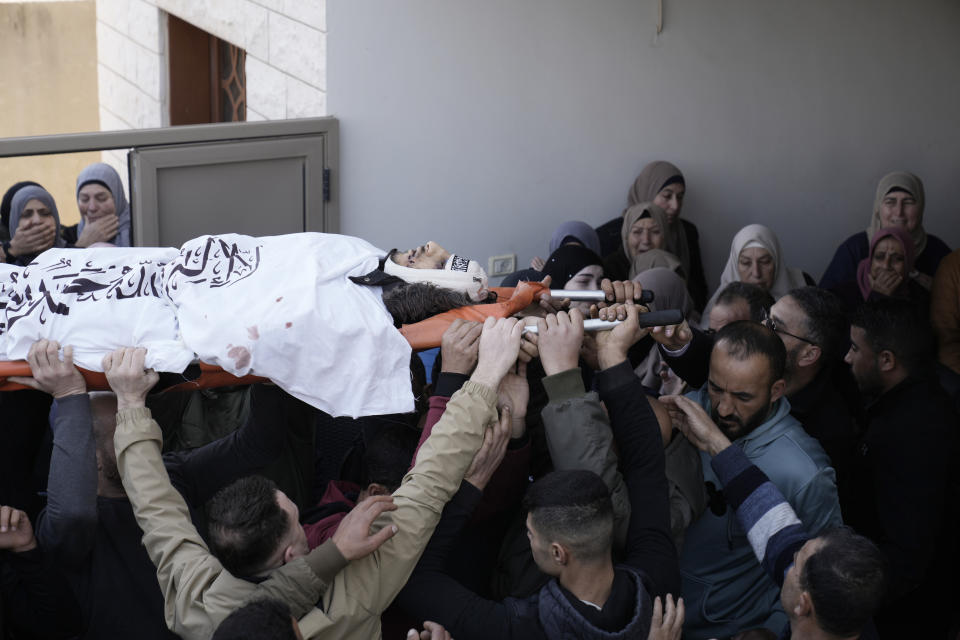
[106,317,524,640]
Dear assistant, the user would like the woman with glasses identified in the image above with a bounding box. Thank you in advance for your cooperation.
[700,224,812,328]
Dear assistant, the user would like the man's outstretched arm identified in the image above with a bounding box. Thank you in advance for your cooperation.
[535,309,632,548]
[593,304,678,599]
[661,394,810,587]
[319,317,523,626]
[9,341,98,565]
[105,348,388,639]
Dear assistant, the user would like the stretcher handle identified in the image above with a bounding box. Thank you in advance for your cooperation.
[0,361,267,393]
[522,309,684,334]
[548,289,655,304]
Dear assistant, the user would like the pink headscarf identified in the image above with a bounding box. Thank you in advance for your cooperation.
[856,226,915,301]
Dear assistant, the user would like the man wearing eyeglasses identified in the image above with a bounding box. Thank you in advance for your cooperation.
[654,320,842,639]
[653,287,861,482]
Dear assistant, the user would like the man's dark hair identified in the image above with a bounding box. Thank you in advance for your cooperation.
[207,476,289,577]
[801,527,887,637]
[211,598,298,640]
[715,281,775,323]
[382,282,474,325]
[523,470,614,562]
[850,298,933,375]
[786,287,847,363]
[715,320,786,384]
[361,423,420,493]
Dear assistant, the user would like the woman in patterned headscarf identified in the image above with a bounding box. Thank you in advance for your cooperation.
[819,171,951,290]
[828,225,930,314]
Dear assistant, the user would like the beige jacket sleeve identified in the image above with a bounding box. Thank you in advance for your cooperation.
[298,379,498,639]
[931,249,960,374]
[113,406,343,640]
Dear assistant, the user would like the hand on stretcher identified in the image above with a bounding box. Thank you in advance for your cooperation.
[0,281,684,392]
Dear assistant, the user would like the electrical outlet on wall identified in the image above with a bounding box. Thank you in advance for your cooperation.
[488,254,516,276]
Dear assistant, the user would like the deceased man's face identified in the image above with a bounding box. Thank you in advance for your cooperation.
[391,241,451,270]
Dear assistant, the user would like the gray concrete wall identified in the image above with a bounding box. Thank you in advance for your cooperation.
[328,0,960,288]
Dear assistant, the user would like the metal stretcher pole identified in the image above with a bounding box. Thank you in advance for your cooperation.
[522,309,684,334]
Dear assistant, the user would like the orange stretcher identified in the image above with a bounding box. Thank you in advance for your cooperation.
[0,282,552,392]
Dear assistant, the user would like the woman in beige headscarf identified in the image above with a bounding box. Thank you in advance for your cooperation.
[701,224,812,326]
[609,202,686,282]
[597,161,708,309]
[819,171,952,290]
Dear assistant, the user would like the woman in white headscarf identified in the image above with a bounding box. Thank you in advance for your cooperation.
[819,171,951,290]
[62,163,132,247]
[701,224,811,326]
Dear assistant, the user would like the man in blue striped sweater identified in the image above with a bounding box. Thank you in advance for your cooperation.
[662,393,886,640]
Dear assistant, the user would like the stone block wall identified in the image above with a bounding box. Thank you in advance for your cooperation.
[95,0,326,172]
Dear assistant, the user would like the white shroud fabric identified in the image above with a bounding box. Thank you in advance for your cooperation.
[0,247,190,371]
[0,233,414,418]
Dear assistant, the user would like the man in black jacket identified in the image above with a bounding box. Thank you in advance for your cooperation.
[0,505,81,639]
[396,304,681,640]
[654,286,861,481]
[842,299,958,638]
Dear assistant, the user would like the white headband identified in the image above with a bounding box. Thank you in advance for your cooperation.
[383,253,488,301]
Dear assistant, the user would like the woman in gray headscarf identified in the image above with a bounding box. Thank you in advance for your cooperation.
[631,267,698,395]
[597,161,708,309]
[62,163,132,248]
[4,185,65,266]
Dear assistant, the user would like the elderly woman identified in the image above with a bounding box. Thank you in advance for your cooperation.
[61,163,132,248]
[605,202,684,282]
[701,223,811,325]
[828,226,930,314]
[2,185,64,266]
[819,171,951,290]
[597,161,708,309]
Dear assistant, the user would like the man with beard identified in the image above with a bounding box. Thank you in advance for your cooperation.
[842,299,957,639]
[655,287,861,482]
[668,321,842,640]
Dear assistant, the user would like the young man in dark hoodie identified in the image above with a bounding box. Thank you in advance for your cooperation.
[396,303,682,640]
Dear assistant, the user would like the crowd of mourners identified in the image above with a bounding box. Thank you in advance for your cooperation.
[0,159,958,640]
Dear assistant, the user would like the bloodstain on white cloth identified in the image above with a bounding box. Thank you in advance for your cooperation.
[227,345,251,369]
